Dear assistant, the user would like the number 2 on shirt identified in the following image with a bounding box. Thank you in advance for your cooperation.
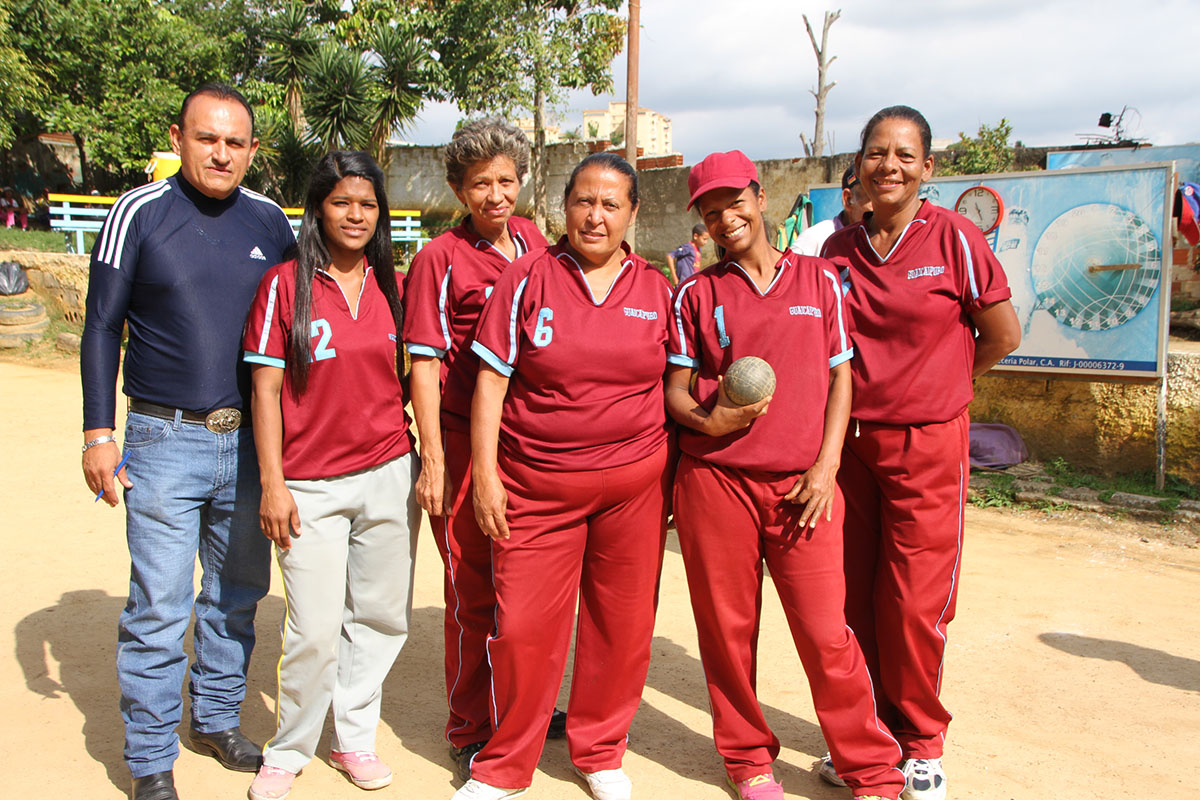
[533,307,554,347]
[311,318,337,361]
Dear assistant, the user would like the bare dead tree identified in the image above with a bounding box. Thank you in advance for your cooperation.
[800,9,840,158]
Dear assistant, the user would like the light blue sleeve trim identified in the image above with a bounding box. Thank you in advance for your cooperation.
[244,351,286,368]
[471,341,514,377]
[406,343,446,358]
[668,353,700,368]
[829,347,854,369]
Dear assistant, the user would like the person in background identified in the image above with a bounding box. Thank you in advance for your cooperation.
[457,152,672,800]
[820,105,1021,800]
[665,223,709,284]
[243,150,419,800]
[80,83,295,800]
[790,166,871,257]
[2,187,28,230]
[402,118,564,784]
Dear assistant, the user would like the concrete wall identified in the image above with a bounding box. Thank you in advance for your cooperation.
[383,142,857,266]
[971,351,1200,482]
[0,249,88,320]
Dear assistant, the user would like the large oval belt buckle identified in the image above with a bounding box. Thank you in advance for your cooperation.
[205,408,242,434]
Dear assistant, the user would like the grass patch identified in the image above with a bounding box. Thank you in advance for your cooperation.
[971,472,1018,508]
[1043,457,1199,501]
[0,227,82,253]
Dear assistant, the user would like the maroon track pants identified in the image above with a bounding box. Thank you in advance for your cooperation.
[469,443,670,789]
[434,426,496,748]
[674,454,904,797]
[838,412,970,759]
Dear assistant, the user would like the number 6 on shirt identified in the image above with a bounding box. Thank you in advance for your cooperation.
[533,307,554,347]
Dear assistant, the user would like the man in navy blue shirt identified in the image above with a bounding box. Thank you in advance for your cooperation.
[80,83,295,800]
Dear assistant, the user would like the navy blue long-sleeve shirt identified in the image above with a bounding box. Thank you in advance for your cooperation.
[81,174,296,430]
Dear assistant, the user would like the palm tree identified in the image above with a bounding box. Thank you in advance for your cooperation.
[304,41,374,152]
[364,20,435,165]
[263,1,318,135]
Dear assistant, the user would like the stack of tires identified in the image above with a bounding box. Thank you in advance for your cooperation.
[0,261,48,348]
[0,296,49,348]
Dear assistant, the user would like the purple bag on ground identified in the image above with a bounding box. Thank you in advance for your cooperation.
[969,423,1029,470]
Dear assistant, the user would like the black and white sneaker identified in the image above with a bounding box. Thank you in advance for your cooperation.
[901,757,946,800]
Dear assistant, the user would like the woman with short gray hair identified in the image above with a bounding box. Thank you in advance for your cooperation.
[401,117,550,782]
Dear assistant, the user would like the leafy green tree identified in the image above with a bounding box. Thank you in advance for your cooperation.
[434,0,625,228]
[8,0,230,191]
[939,119,1016,176]
[0,0,41,149]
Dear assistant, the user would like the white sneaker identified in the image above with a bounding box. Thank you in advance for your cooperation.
[575,767,633,800]
[815,752,847,788]
[901,758,946,800]
[452,778,528,800]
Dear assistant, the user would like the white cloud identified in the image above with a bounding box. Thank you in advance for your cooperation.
[402,1,1199,163]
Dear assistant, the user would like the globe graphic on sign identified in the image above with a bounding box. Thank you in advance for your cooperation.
[1029,203,1160,331]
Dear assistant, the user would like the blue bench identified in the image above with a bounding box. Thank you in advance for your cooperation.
[50,193,429,255]
[283,207,429,253]
[49,193,116,254]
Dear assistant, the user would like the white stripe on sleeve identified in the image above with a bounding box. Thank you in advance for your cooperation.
[506,277,530,364]
[438,266,453,352]
[672,280,697,360]
[257,274,281,355]
[823,269,850,353]
[957,229,980,300]
[100,181,169,267]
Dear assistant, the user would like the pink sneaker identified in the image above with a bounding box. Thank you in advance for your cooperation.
[330,750,393,790]
[248,765,296,800]
[727,772,785,800]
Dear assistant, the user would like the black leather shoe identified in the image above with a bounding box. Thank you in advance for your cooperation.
[546,708,567,739]
[131,771,178,800]
[449,740,487,783]
[188,726,262,772]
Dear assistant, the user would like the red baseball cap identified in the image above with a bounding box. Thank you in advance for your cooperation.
[687,150,759,210]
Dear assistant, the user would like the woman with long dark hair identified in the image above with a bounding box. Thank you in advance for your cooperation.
[242,150,420,800]
[821,106,1020,800]
[454,152,672,800]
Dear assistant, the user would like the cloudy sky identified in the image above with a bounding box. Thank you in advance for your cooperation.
[402,0,1197,164]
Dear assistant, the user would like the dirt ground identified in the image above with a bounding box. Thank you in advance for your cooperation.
[3,358,1199,800]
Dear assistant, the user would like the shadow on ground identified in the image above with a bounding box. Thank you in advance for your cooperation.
[14,589,289,795]
[1039,632,1200,693]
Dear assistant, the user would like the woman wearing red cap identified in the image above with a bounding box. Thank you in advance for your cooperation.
[666,149,905,800]
[454,152,672,800]
[820,106,1020,800]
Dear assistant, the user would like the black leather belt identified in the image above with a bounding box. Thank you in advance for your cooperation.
[128,399,244,434]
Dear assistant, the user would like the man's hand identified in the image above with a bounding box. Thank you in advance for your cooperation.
[82,431,131,508]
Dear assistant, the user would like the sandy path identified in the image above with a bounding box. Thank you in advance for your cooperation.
[2,360,1198,799]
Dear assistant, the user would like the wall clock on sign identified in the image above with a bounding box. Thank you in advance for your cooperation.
[955,185,1004,234]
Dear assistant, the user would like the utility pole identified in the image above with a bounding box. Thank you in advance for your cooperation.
[624,0,640,249]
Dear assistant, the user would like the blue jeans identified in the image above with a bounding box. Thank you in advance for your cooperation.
[117,410,270,777]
